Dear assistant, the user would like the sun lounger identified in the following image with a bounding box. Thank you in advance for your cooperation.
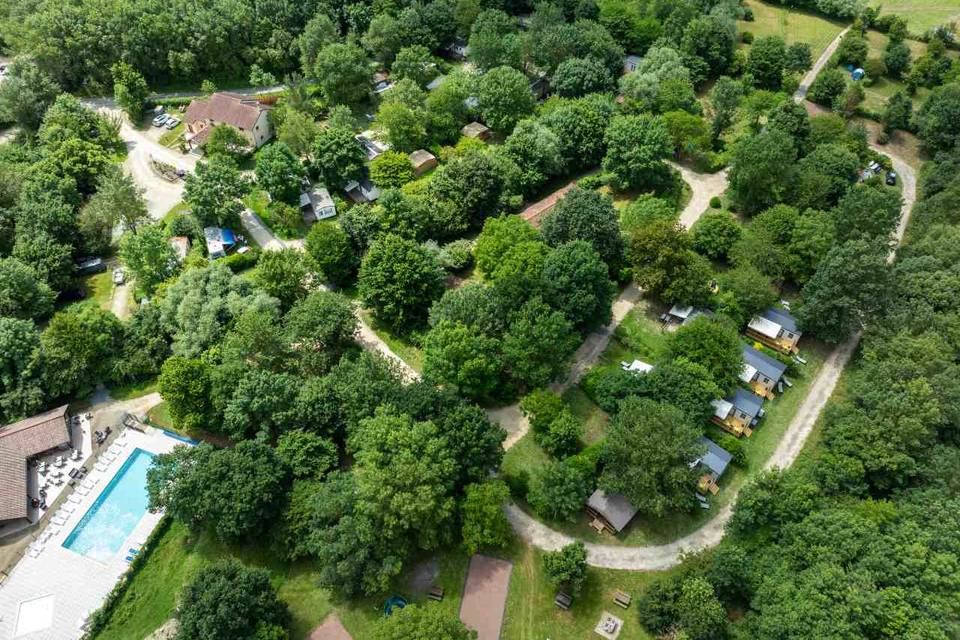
[109,444,121,454]
[82,478,97,488]
[68,494,82,504]
[62,503,76,513]
[77,486,90,496]
[28,548,40,558]
[47,525,60,536]
[95,462,108,472]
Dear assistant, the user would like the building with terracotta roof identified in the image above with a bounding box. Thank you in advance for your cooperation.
[0,405,71,525]
[184,92,273,152]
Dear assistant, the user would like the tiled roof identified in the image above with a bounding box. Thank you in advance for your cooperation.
[520,182,575,228]
[731,388,764,420]
[587,489,638,533]
[763,308,799,333]
[185,92,268,131]
[742,345,787,381]
[0,405,70,521]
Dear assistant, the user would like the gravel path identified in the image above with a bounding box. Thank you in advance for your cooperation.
[794,27,850,102]
[506,138,918,570]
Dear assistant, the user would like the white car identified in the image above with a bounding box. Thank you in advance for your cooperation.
[152,114,169,127]
[164,117,180,130]
[112,268,125,285]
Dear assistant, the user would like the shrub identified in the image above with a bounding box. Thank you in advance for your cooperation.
[220,249,260,272]
[709,196,722,208]
[438,239,474,271]
[716,434,747,465]
[578,174,605,190]
[808,68,847,106]
[741,31,754,44]
[742,6,754,21]
[537,409,583,458]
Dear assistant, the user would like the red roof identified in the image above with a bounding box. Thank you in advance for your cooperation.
[185,92,269,131]
[520,182,575,228]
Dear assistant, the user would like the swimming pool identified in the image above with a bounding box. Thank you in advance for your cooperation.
[63,448,155,562]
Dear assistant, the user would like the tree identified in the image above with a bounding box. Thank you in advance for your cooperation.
[277,110,321,159]
[283,291,357,377]
[542,241,616,332]
[429,151,505,229]
[836,32,869,66]
[537,408,583,457]
[791,143,859,211]
[160,263,278,357]
[184,157,249,228]
[746,36,786,89]
[527,460,592,521]
[602,114,672,191]
[391,45,436,87]
[359,234,446,332]
[477,66,536,133]
[663,110,710,158]
[709,76,745,140]
[468,10,524,71]
[255,249,308,311]
[78,166,148,253]
[728,129,796,213]
[313,43,372,106]
[371,605,476,640]
[691,211,741,260]
[158,356,213,431]
[543,541,588,595]
[542,187,624,270]
[832,185,902,243]
[276,430,338,479]
[541,94,615,169]
[676,577,727,640]
[378,102,427,153]
[667,315,743,392]
[680,14,736,77]
[423,320,504,403]
[202,125,249,160]
[600,397,703,516]
[255,142,305,204]
[715,265,778,326]
[175,560,289,640]
[310,127,366,189]
[620,195,676,233]
[0,257,55,320]
[474,216,541,277]
[12,232,73,293]
[785,42,813,72]
[627,220,710,305]
[552,57,615,97]
[915,84,960,153]
[807,68,847,107]
[150,441,290,541]
[0,317,44,423]
[461,480,512,554]
[797,238,889,342]
[298,12,338,72]
[502,296,578,391]
[883,41,911,78]
[371,153,416,194]
[0,56,60,133]
[883,90,913,134]
[111,61,149,120]
[644,358,723,424]
[305,223,357,286]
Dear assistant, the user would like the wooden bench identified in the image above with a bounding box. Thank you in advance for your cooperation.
[614,590,632,609]
[554,592,572,610]
[427,586,444,601]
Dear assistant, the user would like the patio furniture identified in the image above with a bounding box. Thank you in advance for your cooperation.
[77,486,89,496]
[555,592,572,610]
[68,494,81,504]
[82,478,96,489]
[613,590,632,609]
[62,503,76,514]
[51,515,66,526]
[428,586,444,601]
[95,463,108,472]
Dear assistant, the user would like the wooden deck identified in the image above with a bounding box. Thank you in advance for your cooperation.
[745,328,799,355]
[710,415,753,438]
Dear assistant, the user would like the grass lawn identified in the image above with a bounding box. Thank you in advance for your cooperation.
[158,122,185,147]
[145,401,233,446]
[737,0,847,60]
[93,516,664,640]
[109,378,158,401]
[359,310,424,372]
[66,271,114,313]
[871,0,960,35]
[860,32,933,114]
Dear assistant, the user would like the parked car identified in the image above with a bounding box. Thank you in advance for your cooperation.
[885,171,897,186]
[152,114,169,127]
[112,268,125,285]
[75,257,107,276]
[164,117,180,130]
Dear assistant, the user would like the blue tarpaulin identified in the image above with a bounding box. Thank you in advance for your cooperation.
[220,228,236,245]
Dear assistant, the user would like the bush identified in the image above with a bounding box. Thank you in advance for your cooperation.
[863,57,887,81]
[709,196,722,208]
[581,367,646,413]
[808,68,848,106]
[566,441,603,477]
[742,6,754,21]
[577,174,605,190]
[438,239,474,271]
[741,31,754,44]
[220,249,260,272]
[715,434,747,465]
[537,409,583,458]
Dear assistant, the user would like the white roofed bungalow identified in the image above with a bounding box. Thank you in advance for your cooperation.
[746,308,802,354]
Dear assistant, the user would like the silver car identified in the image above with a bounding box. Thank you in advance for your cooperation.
[152,114,169,127]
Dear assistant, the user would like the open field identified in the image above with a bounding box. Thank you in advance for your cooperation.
[737,0,847,59]
[860,31,933,113]
[872,0,960,35]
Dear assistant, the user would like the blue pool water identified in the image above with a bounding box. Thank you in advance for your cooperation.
[63,448,155,562]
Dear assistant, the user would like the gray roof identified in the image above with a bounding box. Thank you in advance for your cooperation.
[587,489,638,533]
[762,308,799,333]
[742,345,787,381]
[731,388,764,420]
[699,437,732,478]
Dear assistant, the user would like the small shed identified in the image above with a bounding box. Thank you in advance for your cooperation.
[443,40,470,60]
[624,54,641,74]
[301,186,336,223]
[740,345,788,399]
[409,149,438,176]
[746,307,801,354]
[345,178,381,204]
[203,226,235,259]
[461,121,491,141]
[586,489,638,534]
[426,76,446,91]
[356,131,390,161]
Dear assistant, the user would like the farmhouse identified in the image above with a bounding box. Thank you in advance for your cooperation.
[746,308,802,354]
[694,437,733,495]
[0,405,71,527]
[710,388,765,438]
[586,489,638,534]
[184,92,273,151]
[740,345,788,399]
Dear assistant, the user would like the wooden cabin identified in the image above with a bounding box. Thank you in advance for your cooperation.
[710,388,765,438]
[746,308,802,354]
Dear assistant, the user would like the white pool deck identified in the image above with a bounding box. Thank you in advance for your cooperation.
[0,427,184,640]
